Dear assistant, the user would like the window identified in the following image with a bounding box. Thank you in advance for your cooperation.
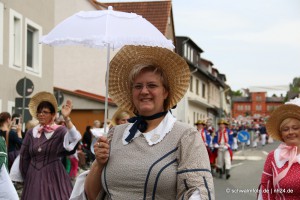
[256,95,262,101]
[193,112,196,124]
[196,79,199,95]
[8,101,15,114]
[9,9,23,69]
[190,76,193,92]
[187,46,190,61]
[0,3,3,65]
[267,105,275,112]
[25,18,42,76]
[183,43,187,58]
[245,105,251,111]
[190,48,194,63]
[256,105,262,111]
[237,105,243,111]
[202,83,206,98]
[27,27,34,67]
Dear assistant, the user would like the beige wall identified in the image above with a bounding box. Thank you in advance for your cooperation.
[0,0,54,113]
[53,0,115,97]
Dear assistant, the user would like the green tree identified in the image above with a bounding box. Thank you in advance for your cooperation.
[289,77,300,92]
[230,89,243,97]
[285,77,300,101]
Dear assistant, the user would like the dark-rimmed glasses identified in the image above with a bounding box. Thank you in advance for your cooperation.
[37,111,52,116]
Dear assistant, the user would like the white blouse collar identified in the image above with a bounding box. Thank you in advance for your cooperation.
[32,124,55,139]
[122,111,176,146]
[274,144,300,168]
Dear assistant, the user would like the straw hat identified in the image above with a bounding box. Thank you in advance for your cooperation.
[266,98,300,141]
[194,120,206,125]
[218,119,229,125]
[108,45,190,113]
[29,92,58,118]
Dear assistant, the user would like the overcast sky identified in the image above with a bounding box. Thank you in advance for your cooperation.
[172,0,300,94]
[100,0,300,94]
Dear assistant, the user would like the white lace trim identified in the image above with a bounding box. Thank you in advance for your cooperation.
[40,35,174,50]
[122,111,176,146]
[274,145,300,168]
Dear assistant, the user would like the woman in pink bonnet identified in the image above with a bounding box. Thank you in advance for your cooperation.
[259,97,300,200]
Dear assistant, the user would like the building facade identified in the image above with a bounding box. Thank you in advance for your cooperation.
[232,91,284,118]
[0,0,54,122]
[175,36,231,127]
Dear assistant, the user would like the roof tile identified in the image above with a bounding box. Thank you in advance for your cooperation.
[92,1,172,35]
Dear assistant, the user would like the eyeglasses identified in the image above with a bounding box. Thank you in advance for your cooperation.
[132,83,161,91]
[37,111,52,115]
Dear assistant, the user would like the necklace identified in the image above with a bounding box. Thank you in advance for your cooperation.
[37,136,42,152]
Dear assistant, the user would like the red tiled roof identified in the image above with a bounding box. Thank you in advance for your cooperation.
[54,87,115,105]
[91,0,172,35]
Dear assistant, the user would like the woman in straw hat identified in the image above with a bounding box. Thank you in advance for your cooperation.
[0,112,19,199]
[195,120,211,147]
[258,98,300,199]
[19,91,81,200]
[82,45,214,200]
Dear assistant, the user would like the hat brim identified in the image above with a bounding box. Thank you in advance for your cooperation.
[218,122,229,125]
[29,92,58,118]
[195,122,206,125]
[266,104,300,141]
[108,45,190,113]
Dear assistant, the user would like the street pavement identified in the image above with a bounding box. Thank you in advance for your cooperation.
[214,141,280,200]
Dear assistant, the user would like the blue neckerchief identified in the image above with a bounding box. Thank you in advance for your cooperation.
[125,111,168,143]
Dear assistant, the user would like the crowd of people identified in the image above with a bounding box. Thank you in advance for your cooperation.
[0,44,300,200]
[193,116,274,180]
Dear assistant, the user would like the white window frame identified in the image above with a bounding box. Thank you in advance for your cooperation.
[25,18,42,77]
[9,9,23,70]
[256,105,262,111]
[8,100,15,114]
[245,105,250,111]
[190,48,194,63]
[237,105,243,111]
[187,46,190,60]
[0,3,4,65]
[183,43,188,58]
[256,95,262,101]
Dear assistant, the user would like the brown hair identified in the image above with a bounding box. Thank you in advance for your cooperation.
[37,101,56,115]
[0,112,11,127]
[0,112,11,144]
